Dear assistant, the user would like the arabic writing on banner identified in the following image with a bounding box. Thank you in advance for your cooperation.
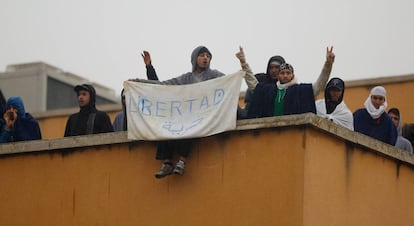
[123,71,244,140]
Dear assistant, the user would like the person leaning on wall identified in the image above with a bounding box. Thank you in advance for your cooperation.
[64,84,114,137]
[0,96,42,143]
[388,107,413,153]
[315,77,354,131]
[353,86,397,146]
[236,46,335,119]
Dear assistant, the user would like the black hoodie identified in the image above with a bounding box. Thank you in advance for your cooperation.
[64,84,114,137]
[324,77,345,114]
[254,55,286,84]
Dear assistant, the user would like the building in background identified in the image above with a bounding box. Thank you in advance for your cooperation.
[0,62,119,113]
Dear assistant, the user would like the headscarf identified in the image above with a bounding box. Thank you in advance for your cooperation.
[364,86,387,119]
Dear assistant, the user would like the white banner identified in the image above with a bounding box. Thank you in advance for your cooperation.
[123,71,244,140]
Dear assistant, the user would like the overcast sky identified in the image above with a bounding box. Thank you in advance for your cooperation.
[1,0,414,97]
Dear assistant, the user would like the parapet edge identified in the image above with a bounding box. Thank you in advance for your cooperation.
[1,113,413,167]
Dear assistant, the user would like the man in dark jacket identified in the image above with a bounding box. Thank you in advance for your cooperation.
[237,55,285,119]
[0,96,42,143]
[245,47,335,118]
[64,84,114,137]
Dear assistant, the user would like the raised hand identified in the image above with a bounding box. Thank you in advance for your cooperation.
[235,46,246,64]
[3,109,17,129]
[141,50,152,66]
[326,46,335,64]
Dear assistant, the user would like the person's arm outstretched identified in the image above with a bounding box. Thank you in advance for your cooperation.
[312,46,335,97]
[141,51,159,81]
[127,50,161,84]
[236,46,258,91]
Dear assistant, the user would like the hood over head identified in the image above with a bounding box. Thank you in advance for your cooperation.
[388,107,403,135]
[266,55,285,75]
[6,96,26,118]
[324,77,345,114]
[74,84,96,108]
[191,46,212,72]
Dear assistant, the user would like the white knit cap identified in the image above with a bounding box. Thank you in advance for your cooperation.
[370,86,386,97]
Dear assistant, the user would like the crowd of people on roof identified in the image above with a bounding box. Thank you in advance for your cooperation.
[1,45,413,179]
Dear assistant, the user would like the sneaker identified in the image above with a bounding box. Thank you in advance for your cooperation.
[173,160,185,175]
[154,163,173,179]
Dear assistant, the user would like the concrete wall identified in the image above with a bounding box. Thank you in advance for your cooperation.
[1,114,414,225]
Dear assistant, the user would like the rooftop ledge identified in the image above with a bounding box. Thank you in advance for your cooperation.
[1,113,413,166]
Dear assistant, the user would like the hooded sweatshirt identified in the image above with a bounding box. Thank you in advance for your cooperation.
[315,78,354,130]
[254,55,286,84]
[388,108,413,153]
[64,84,114,136]
[160,46,225,85]
[0,96,42,143]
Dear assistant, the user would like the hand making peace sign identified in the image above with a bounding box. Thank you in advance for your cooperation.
[326,46,335,64]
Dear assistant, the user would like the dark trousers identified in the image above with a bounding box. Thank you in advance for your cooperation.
[155,139,194,160]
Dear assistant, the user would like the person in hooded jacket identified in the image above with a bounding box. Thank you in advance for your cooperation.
[0,96,42,143]
[315,77,354,130]
[64,84,114,137]
[388,108,413,153]
[237,55,285,119]
[133,46,225,179]
[353,86,397,145]
[237,46,335,119]
[132,46,252,179]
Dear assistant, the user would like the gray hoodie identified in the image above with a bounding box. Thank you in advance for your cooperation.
[161,46,225,85]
